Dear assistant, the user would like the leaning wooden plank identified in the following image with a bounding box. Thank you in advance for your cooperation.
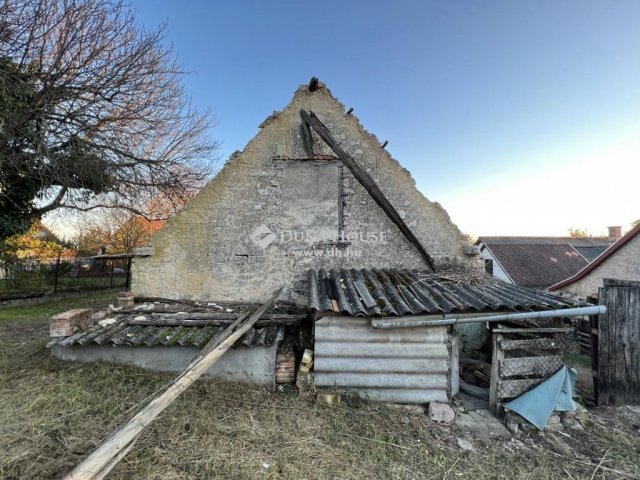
[300,117,314,157]
[90,432,141,480]
[64,287,283,480]
[300,109,436,271]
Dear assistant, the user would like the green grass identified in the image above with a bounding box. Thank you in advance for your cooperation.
[0,291,115,322]
[566,353,592,370]
[1,274,125,298]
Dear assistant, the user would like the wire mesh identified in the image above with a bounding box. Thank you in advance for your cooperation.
[497,330,571,400]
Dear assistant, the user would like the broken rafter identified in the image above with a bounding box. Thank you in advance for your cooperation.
[300,118,314,158]
[299,109,436,271]
[64,288,283,480]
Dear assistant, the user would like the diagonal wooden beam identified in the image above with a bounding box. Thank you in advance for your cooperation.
[64,288,283,480]
[300,118,314,158]
[300,110,436,271]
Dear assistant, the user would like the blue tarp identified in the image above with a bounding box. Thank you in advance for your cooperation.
[504,366,577,430]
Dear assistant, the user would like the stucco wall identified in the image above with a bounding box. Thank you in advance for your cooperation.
[477,244,513,284]
[132,83,471,303]
[557,234,640,299]
[52,344,278,388]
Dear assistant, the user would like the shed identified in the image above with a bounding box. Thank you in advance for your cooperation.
[49,301,299,387]
[308,268,583,403]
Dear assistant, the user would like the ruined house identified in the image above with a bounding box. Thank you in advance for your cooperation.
[51,80,589,403]
[131,81,472,302]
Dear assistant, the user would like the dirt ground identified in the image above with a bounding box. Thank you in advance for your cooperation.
[1,295,639,479]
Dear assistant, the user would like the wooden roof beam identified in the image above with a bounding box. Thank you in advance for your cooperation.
[299,109,436,272]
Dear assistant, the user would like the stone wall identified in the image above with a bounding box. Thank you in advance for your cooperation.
[132,83,472,303]
[557,234,640,299]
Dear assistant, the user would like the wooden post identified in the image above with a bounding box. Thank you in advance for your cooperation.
[589,314,599,404]
[109,260,115,288]
[64,287,283,480]
[125,257,132,291]
[489,332,503,414]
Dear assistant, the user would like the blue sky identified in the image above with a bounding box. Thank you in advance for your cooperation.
[127,0,639,237]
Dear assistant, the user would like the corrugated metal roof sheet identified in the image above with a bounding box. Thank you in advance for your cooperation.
[51,317,284,349]
[308,268,581,317]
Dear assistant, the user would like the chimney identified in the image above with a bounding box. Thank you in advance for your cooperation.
[608,226,622,241]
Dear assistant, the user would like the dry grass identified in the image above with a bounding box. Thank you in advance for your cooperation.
[1,296,639,479]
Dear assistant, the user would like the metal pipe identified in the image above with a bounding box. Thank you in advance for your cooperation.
[371,305,606,329]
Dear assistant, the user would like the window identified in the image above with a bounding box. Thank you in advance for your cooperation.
[484,259,494,275]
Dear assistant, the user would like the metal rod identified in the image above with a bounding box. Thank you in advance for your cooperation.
[371,305,607,329]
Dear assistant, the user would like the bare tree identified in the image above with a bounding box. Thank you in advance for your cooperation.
[74,207,164,254]
[0,0,217,239]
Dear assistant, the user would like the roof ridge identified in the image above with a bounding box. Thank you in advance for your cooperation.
[549,223,640,291]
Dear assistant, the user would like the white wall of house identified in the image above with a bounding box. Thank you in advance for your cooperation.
[477,243,513,284]
[556,234,640,299]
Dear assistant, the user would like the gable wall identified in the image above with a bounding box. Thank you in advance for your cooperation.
[477,244,513,284]
[557,234,640,299]
[132,85,471,303]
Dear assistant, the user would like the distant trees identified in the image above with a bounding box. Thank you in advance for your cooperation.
[568,228,590,238]
[74,192,191,254]
[74,209,165,255]
[0,0,217,240]
[0,220,74,287]
[1,220,70,260]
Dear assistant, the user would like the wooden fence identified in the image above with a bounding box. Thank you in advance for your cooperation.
[595,279,640,406]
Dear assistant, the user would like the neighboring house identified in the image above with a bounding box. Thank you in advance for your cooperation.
[475,233,618,289]
[52,80,588,401]
[549,224,640,299]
